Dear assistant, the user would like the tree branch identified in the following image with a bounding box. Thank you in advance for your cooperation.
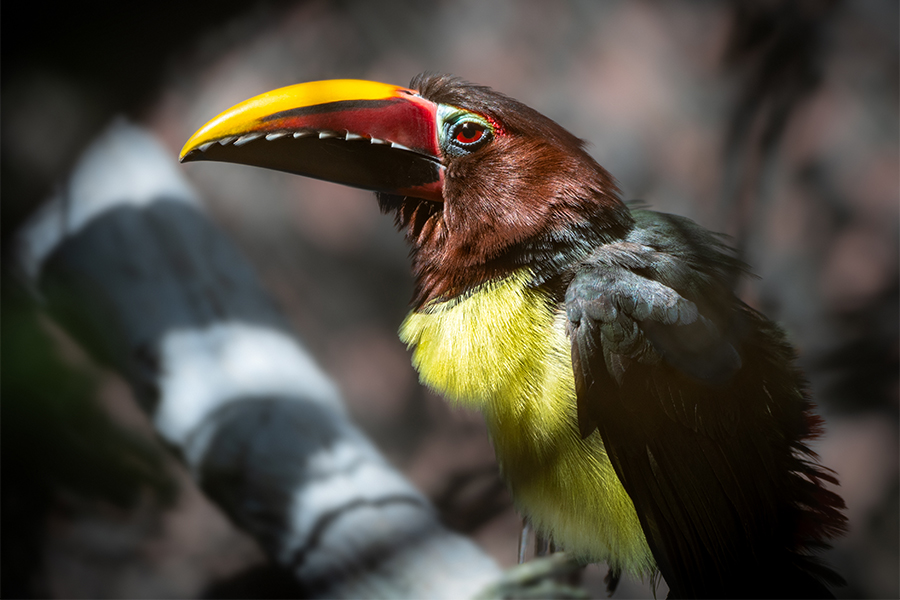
[15,120,502,599]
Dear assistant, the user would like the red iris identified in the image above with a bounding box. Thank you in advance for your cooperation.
[455,122,485,144]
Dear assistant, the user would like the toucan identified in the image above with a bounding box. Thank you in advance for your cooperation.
[181,74,846,598]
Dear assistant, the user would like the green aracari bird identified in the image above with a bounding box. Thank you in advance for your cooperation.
[181,74,846,598]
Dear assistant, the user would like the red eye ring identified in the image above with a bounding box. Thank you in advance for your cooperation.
[454,121,486,145]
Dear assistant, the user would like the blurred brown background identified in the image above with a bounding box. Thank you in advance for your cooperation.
[3,1,897,598]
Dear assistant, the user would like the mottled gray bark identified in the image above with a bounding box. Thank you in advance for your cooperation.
[15,121,502,599]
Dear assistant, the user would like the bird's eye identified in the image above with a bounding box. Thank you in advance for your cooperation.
[454,121,486,145]
[438,106,495,155]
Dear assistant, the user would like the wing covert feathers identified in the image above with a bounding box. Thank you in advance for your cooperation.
[565,210,846,598]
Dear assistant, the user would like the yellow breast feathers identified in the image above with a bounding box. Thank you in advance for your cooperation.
[399,270,572,431]
[398,269,654,575]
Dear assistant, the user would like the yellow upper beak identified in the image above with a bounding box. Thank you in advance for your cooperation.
[180,79,444,201]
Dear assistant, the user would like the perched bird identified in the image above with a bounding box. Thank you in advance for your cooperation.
[181,74,846,598]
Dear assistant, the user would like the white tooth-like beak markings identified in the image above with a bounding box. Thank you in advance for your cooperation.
[234,133,263,146]
[194,129,419,155]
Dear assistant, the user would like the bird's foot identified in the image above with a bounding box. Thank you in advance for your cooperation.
[474,552,588,600]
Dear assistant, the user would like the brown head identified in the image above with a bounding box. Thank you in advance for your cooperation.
[181,74,632,307]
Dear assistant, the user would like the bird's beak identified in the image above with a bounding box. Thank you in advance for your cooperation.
[180,79,444,202]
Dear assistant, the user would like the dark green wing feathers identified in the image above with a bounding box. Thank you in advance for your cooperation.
[565,210,845,598]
